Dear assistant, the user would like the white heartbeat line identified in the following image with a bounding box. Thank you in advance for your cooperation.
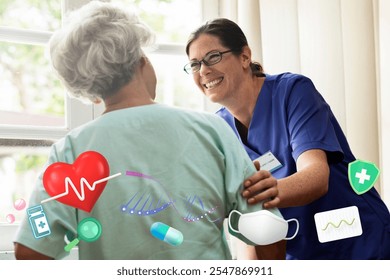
[41,172,122,204]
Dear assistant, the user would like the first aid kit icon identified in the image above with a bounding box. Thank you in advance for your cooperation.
[348,159,380,195]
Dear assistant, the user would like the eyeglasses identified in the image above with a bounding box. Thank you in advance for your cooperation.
[183,50,233,74]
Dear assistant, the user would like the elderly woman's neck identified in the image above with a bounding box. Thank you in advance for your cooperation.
[103,82,155,114]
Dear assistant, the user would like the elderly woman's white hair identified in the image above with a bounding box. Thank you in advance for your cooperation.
[49,0,155,103]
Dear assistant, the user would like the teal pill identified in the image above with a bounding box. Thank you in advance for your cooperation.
[150,222,183,246]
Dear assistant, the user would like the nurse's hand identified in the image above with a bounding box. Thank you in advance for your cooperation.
[242,161,280,208]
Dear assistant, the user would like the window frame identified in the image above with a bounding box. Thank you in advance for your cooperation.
[0,5,95,140]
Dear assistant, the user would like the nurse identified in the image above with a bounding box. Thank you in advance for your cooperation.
[184,18,390,259]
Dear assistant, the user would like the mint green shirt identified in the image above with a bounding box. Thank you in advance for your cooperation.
[14,104,280,259]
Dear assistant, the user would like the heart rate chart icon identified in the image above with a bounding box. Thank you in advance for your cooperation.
[41,151,121,212]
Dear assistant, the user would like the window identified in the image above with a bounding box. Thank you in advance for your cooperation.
[111,0,205,109]
[0,1,62,228]
[0,1,64,128]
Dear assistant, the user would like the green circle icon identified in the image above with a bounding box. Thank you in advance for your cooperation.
[77,217,102,242]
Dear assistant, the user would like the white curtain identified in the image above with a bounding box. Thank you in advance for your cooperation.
[376,0,390,208]
[217,0,389,208]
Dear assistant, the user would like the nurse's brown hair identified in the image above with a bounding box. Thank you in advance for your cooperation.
[185,18,265,77]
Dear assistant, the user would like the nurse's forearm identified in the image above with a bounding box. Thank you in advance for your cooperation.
[276,161,329,208]
[242,149,329,208]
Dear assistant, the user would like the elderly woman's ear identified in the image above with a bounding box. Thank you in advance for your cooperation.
[92,97,102,104]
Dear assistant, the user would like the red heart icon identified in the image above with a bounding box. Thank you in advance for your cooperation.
[43,151,110,212]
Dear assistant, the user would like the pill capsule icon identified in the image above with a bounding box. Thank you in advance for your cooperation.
[150,222,183,246]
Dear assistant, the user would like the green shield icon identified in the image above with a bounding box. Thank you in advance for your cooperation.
[348,159,380,195]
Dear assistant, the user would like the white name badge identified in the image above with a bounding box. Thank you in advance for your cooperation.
[254,151,283,173]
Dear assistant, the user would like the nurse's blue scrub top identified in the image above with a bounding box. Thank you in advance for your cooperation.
[217,73,390,259]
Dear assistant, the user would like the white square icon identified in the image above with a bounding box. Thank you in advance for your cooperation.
[314,206,362,243]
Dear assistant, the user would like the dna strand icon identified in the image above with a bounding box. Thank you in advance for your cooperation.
[121,171,221,223]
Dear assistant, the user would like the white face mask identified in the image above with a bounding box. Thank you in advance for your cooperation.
[228,209,299,245]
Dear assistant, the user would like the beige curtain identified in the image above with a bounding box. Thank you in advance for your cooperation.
[218,0,389,208]
[376,0,390,208]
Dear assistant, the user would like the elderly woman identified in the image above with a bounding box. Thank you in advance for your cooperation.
[13,2,283,260]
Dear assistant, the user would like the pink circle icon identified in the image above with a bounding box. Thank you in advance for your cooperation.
[6,214,15,224]
[14,198,26,211]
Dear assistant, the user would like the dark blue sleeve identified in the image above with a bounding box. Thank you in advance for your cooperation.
[285,75,344,163]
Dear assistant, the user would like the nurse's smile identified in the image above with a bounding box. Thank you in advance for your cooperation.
[204,77,223,89]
